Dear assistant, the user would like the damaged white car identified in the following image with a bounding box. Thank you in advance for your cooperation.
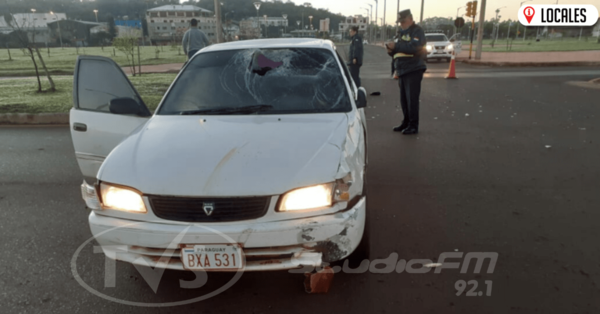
[71,39,369,272]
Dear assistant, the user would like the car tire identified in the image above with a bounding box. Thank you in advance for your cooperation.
[342,176,370,268]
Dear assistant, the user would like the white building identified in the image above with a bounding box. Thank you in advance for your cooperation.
[247,16,289,28]
[0,13,67,44]
[146,5,217,43]
[338,15,368,34]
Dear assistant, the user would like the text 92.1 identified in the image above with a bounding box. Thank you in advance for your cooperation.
[455,280,493,296]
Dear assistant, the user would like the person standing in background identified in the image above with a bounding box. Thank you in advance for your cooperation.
[347,26,364,87]
[182,19,210,60]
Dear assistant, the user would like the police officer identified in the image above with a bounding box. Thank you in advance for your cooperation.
[386,9,427,135]
[347,26,364,87]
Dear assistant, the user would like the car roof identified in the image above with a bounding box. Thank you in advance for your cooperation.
[200,38,337,53]
[425,33,447,36]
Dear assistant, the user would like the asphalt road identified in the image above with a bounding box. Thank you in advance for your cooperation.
[1,45,600,313]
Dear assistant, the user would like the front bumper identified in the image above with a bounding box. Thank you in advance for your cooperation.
[89,197,366,271]
[426,52,453,59]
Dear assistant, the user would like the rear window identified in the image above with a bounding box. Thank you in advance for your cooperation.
[158,48,352,115]
[425,35,448,42]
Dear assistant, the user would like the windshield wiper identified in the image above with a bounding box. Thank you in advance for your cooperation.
[180,105,273,115]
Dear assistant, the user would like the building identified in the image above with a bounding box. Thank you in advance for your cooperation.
[115,20,143,29]
[338,15,368,34]
[0,13,67,44]
[290,29,318,38]
[593,18,600,37]
[239,19,261,39]
[146,5,216,43]
[247,16,289,28]
[47,20,102,46]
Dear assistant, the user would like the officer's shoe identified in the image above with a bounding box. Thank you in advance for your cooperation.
[393,124,408,132]
[402,127,418,135]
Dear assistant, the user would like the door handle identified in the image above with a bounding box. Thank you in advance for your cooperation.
[73,123,87,132]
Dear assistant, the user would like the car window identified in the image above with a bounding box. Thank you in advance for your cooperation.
[425,35,448,42]
[157,48,353,115]
[76,59,142,112]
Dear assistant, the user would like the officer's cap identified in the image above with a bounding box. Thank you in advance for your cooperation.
[397,9,412,22]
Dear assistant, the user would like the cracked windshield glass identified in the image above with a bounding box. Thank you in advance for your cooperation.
[158,48,353,115]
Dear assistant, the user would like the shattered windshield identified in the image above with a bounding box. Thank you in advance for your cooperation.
[158,48,353,115]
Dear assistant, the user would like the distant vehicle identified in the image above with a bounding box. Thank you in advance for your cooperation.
[424,33,454,62]
[70,38,370,273]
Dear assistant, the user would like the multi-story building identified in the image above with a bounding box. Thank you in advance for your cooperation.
[338,15,368,34]
[146,5,216,43]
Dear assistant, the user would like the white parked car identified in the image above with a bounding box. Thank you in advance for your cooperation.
[424,33,454,62]
[71,39,369,272]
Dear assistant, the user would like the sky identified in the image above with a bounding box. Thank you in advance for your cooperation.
[285,0,600,24]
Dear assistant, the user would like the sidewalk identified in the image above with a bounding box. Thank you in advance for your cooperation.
[456,50,600,66]
[121,63,184,75]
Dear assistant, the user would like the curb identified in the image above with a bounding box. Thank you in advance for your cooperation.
[459,60,600,67]
[0,113,69,125]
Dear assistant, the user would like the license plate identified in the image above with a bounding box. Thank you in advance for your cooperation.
[181,244,244,271]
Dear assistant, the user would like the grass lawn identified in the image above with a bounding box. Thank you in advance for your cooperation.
[0,46,187,77]
[481,37,600,52]
[0,73,178,114]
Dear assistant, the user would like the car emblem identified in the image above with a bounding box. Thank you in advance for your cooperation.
[203,202,215,216]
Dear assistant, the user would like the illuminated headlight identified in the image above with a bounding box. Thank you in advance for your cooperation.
[426,45,432,52]
[100,183,147,213]
[279,183,334,212]
[447,44,454,50]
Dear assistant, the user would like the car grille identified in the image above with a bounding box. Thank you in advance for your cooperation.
[435,46,446,50]
[149,196,270,222]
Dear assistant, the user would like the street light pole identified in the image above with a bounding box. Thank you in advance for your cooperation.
[365,3,373,42]
[93,9,98,23]
[373,0,378,42]
[253,2,261,38]
[50,11,63,49]
[396,0,400,34]
[214,0,223,43]
[282,14,287,36]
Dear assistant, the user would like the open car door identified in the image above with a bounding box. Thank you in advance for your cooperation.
[70,56,152,184]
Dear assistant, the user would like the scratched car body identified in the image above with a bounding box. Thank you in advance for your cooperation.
[70,38,369,271]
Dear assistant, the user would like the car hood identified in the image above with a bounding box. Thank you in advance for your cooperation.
[98,114,352,197]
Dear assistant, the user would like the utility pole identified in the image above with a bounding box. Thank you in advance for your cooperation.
[475,0,486,60]
[383,0,386,41]
[374,0,378,42]
[396,0,400,34]
[214,0,222,43]
[420,0,424,24]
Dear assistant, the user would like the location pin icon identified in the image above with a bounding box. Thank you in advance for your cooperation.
[524,6,535,24]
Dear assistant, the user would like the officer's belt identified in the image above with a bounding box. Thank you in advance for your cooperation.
[394,53,414,59]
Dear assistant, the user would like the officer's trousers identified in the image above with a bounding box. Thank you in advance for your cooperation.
[349,64,361,87]
[398,69,425,129]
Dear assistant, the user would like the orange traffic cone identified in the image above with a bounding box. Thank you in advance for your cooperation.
[445,54,458,79]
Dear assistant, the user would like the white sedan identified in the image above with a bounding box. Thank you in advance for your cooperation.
[71,38,370,272]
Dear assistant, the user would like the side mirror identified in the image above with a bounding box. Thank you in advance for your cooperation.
[356,87,367,109]
[109,97,146,116]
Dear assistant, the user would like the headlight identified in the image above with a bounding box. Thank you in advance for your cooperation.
[279,183,334,212]
[447,44,454,50]
[426,45,432,52]
[100,183,147,213]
